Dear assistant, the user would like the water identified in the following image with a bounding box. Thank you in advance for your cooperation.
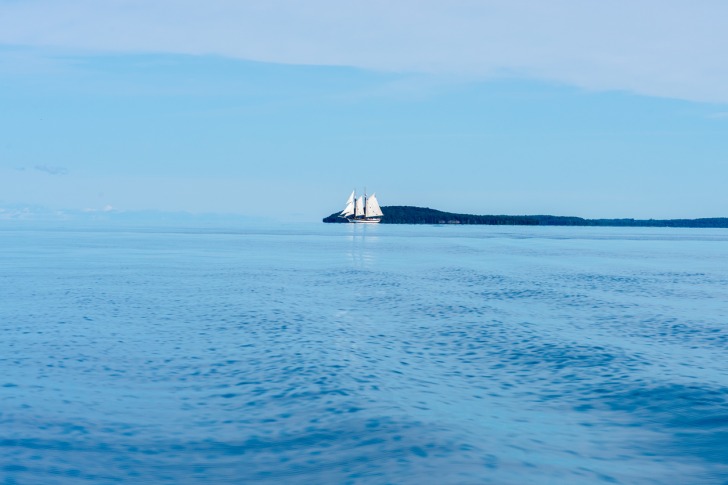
[1,224,727,484]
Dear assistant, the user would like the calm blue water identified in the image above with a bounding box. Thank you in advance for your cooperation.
[1,224,727,484]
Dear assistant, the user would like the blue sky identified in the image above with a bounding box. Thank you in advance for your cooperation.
[1,1,727,221]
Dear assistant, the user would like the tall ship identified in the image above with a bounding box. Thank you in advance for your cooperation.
[339,190,384,223]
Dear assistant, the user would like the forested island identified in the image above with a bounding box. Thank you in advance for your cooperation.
[323,206,728,228]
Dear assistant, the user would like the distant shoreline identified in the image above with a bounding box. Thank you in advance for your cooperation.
[323,206,728,228]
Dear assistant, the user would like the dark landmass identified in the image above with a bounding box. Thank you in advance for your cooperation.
[323,206,728,228]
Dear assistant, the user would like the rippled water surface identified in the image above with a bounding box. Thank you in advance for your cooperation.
[1,224,727,484]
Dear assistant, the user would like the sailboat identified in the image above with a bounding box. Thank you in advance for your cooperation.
[339,190,384,223]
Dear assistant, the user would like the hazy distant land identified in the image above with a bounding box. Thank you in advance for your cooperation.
[323,206,728,228]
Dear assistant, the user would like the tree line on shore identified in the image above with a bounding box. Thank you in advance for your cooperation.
[323,206,728,228]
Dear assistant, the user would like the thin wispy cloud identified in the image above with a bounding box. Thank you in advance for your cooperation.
[34,164,68,175]
[0,0,727,103]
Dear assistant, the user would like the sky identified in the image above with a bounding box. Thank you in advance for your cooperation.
[1,0,727,221]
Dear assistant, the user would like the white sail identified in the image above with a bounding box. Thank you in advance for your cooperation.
[365,193,384,217]
[346,190,355,205]
[355,196,365,216]
[340,201,355,216]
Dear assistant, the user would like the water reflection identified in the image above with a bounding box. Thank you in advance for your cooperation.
[344,223,380,267]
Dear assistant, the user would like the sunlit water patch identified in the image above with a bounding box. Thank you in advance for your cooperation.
[1,225,727,484]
